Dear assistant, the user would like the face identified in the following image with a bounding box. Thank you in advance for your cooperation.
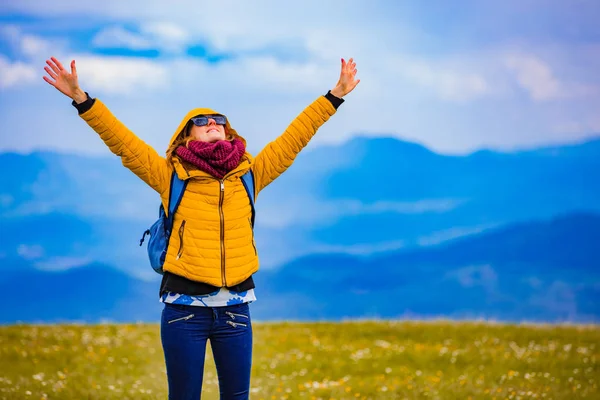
[188,115,227,143]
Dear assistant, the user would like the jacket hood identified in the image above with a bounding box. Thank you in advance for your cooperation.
[168,107,246,148]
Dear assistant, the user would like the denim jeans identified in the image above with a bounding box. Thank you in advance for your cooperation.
[161,302,253,399]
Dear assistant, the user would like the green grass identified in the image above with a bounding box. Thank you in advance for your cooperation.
[0,321,598,399]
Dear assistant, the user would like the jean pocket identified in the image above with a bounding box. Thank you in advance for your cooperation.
[167,313,194,324]
[226,320,248,328]
[163,303,195,324]
[225,310,249,321]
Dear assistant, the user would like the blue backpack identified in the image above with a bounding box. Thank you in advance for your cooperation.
[139,171,256,274]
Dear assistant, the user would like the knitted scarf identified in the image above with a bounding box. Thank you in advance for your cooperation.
[175,138,246,179]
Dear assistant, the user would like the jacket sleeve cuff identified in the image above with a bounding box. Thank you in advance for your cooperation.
[71,92,95,115]
[324,90,344,110]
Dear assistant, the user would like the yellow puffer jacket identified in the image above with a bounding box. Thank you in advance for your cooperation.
[79,95,337,286]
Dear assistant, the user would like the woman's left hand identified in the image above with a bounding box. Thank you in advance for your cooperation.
[330,58,360,98]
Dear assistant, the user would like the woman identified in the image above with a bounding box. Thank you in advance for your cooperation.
[43,56,359,399]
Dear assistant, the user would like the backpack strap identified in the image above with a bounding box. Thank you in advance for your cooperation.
[165,171,252,231]
[166,172,188,230]
[240,170,256,228]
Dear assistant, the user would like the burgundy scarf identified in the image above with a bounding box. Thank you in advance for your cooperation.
[175,139,246,179]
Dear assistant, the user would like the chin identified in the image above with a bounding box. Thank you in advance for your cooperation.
[209,134,227,142]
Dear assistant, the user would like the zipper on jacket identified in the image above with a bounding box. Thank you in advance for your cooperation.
[249,218,257,256]
[167,313,194,324]
[226,320,247,328]
[176,220,186,260]
[219,180,226,287]
[226,311,249,320]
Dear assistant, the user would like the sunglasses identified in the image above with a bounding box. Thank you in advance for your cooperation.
[190,115,227,126]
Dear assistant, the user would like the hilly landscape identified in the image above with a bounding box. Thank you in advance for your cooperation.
[1,136,599,323]
[2,212,598,323]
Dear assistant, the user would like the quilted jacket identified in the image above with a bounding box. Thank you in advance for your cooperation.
[79,96,337,286]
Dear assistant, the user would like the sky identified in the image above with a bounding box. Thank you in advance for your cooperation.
[0,0,599,156]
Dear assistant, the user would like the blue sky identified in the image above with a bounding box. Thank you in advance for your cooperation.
[0,0,599,156]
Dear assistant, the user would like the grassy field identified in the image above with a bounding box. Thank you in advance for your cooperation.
[0,321,597,399]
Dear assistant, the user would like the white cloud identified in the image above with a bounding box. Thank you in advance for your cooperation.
[142,22,188,46]
[0,24,21,47]
[237,57,329,93]
[417,224,496,246]
[17,244,44,260]
[257,198,465,229]
[92,26,154,50]
[92,22,190,53]
[529,280,577,317]
[0,55,36,88]
[505,54,561,101]
[311,240,407,256]
[551,115,600,136]
[0,1,376,55]
[1,1,600,155]
[1,25,63,61]
[396,58,490,102]
[20,34,53,58]
[34,256,92,271]
[72,55,170,94]
[446,264,498,293]
[0,26,68,89]
[35,54,329,96]
[338,199,465,215]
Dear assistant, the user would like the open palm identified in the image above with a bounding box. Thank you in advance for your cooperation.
[331,58,360,98]
[43,57,83,101]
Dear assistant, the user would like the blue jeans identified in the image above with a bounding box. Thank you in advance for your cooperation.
[161,302,253,399]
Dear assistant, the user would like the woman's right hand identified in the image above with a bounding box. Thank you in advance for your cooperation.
[43,57,87,103]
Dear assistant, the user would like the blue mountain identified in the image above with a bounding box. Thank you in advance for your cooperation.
[1,136,600,322]
[1,212,597,323]
[301,136,600,250]
[0,262,161,323]
[253,212,600,322]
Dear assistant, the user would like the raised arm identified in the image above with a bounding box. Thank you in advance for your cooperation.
[43,57,169,194]
[253,57,360,194]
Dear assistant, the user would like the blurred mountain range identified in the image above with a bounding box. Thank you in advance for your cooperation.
[1,136,599,323]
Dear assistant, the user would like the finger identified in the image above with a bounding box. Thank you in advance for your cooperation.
[46,59,60,75]
[51,56,65,71]
[42,75,56,86]
[341,57,346,70]
[71,60,77,77]
[44,66,58,79]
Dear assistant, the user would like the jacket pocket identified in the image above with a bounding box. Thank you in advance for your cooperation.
[249,218,257,256]
[176,220,186,260]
